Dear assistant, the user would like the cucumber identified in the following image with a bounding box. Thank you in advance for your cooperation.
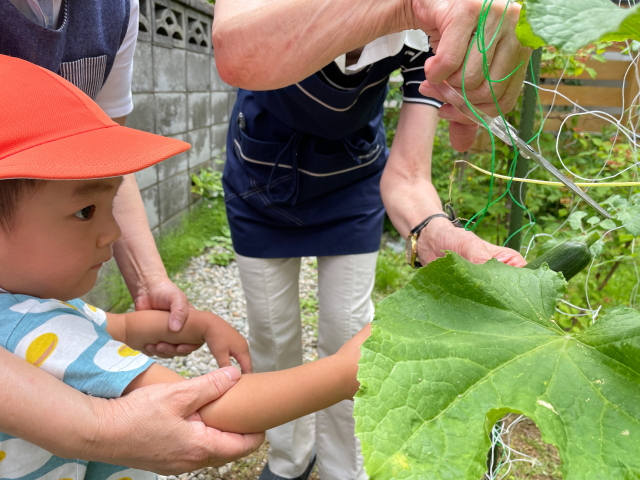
[524,232,599,280]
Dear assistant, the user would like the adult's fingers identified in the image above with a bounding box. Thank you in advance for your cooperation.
[423,4,480,84]
[483,42,531,113]
[457,234,526,267]
[175,342,204,354]
[418,222,526,267]
[198,429,265,466]
[422,59,527,118]
[141,343,173,358]
[141,342,202,358]
[448,121,480,152]
[452,37,530,109]
[420,0,528,128]
[442,1,521,91]
[89,368,260,473]
[133,278,190,332]
[176,367,241,417]
[419,82,504,121]
[492,246,527,267]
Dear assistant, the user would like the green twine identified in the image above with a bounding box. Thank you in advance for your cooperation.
[456,0,538,248]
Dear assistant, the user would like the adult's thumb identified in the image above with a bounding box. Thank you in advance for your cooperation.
[167,289,191,332]
[176,367,241,416]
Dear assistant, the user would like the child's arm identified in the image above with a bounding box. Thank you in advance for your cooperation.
[118,323,370,434]
[106,310,252,373]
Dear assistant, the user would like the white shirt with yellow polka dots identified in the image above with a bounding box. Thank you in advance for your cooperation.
[0,291,156,480]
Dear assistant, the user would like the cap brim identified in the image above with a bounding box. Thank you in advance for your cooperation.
[0,125,190,180]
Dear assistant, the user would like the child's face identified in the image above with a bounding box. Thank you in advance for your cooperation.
[0,178,123,300]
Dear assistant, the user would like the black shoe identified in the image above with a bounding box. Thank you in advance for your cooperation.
[258,451,317,480]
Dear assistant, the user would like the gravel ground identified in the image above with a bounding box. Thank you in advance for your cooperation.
[157,252,320,480]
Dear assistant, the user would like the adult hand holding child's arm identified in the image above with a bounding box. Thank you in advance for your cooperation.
[0,346,264,473]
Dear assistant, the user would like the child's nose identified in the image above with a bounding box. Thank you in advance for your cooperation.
[97,214,122,248]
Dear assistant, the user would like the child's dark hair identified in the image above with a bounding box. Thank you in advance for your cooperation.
[0,179,45,231]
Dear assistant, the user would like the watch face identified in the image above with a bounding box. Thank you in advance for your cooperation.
[405,236,414,267]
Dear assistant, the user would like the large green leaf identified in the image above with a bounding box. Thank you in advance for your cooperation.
[354,253,640,479]
[518,0,640,52]
[515,4,545,50]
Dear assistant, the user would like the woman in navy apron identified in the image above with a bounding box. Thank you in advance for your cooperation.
[224,32,444,480]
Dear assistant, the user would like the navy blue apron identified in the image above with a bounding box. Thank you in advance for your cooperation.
[0,0,130,99]
[224,49,430,258]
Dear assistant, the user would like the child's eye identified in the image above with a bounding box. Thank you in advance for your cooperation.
[74,205,96,220]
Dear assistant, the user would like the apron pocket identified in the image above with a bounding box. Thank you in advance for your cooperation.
[233,123,387,206]
[233,127,298,204]
[58,55,107,99]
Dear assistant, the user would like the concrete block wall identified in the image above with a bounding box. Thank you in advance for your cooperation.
[127,0,236,235]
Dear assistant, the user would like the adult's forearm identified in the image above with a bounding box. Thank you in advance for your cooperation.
[382,103,526,266]
[383,173,447,238]
[110,116,169,304]
[112,174,168,297]
[381,103,443,237]
[112,168,190,332]
[0,346,101,458]
[1,347,263,471]
[213,0,412,90]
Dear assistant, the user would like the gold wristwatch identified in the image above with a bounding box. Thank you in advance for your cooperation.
[405,213,449,268]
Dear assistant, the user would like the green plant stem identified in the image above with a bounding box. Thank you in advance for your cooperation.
[598,240,633,291]
[506,48,542,251]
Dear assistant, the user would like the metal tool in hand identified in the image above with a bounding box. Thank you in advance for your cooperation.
[433,82,612,219]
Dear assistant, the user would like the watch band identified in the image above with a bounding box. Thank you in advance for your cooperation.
[410,213,450,235]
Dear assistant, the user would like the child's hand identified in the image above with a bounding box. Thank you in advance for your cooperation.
[202,313,253,373]
[336,323,372,398]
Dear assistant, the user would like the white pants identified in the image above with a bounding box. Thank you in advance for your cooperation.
[236,252,378,480]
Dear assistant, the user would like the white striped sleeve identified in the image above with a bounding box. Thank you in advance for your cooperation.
[400,47,443,108]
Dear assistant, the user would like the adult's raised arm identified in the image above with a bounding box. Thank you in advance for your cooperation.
[0,347,264,473]
[212,0,410,89]
[213,0,530,151]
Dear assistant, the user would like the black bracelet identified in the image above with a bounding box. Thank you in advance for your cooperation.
[410,213,450,235]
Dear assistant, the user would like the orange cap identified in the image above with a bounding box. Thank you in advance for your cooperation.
[0,54,190,180]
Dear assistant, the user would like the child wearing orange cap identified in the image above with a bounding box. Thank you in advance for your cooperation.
[0,55,369,479]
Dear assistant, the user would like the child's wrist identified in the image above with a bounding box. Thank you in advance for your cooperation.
[180,309,213,343]
[333,350,361,400]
